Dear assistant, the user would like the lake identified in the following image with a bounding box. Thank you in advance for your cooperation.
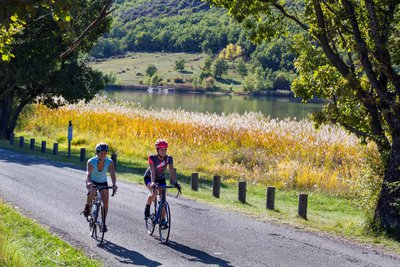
[101,89,324,120]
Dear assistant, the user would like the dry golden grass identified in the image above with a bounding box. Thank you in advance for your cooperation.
[20,96,380,195]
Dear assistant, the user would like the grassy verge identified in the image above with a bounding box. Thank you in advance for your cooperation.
[0,200,101,267]
[1,139,399,255]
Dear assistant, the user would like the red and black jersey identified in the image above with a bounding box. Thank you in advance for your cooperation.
[144,154,173,181]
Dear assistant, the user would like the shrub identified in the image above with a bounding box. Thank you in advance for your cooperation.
[174,77,185,83]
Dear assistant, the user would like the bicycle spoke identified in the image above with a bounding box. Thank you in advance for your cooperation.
[159,202,171,244]
[95,203,105,246]
[145,201,156,235]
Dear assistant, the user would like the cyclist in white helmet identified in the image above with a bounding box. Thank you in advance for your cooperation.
[82,143,117,232]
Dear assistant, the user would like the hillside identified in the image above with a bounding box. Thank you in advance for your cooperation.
[114,0,210,22]
[91,0,297,93]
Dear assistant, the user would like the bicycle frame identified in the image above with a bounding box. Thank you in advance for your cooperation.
[152,185,169,224]
[88,185,114,246]
[145,184,180,244]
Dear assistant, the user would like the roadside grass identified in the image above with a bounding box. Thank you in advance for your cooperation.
[89,52,243,92]
[0,200,101,267]
[1,139,399,255]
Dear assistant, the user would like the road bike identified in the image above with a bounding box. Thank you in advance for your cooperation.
[87,185,115,246]
[145,184,181,244]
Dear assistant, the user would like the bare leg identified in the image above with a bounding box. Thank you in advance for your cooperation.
[86,186,96,206]
[146,184,157,205]
[102,189,109,220]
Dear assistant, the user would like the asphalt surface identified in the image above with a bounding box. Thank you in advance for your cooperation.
[1,148,400,267]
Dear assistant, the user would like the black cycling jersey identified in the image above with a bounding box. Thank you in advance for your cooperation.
[144,154,173,181]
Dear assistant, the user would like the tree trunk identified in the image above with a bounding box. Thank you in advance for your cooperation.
[375,134,400,238]
[0,96,13,139]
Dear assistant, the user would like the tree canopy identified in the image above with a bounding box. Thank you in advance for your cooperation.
[0,1,76,61]
[1,0,113,61]
[206,0,400,237]
[0,1,112,140]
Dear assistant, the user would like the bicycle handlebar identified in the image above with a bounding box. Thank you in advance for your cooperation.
[93,185,116,197]
[152,183,182,197]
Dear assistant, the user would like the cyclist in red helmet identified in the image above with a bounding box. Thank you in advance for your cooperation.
[144,139,180,224]
[82,143,118,232]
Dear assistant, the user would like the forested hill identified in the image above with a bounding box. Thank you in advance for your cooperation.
[91,0,253,57]
[115,0,210,22]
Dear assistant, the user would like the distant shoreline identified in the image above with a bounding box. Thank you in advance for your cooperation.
[105,84,295,97]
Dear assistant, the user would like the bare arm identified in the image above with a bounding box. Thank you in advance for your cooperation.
[109,161,117,186]
[86,161,93,189]
[149,162,156,183]
[169,164,176,184]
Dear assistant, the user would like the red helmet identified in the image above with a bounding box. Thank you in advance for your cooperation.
[155,139,168,149]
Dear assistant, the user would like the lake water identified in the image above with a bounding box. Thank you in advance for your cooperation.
[101,89,324,120]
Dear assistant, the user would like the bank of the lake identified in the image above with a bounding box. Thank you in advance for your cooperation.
[101,87,324,120]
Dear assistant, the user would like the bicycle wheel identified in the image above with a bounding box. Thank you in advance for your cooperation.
[145,200,157,235]
[159,202,171,244]
[89,203,97,238]
[89,215,96,238]
[95,202,106,246]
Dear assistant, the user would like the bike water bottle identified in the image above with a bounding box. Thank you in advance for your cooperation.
[92,203,97,217]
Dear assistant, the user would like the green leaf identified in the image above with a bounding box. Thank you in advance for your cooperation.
[2,54,9,61]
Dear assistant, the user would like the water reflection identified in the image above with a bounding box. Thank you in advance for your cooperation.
[101,89,324,120]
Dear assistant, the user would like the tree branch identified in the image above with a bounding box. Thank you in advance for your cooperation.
[59,0,114,62]
[341,0,395,106]
[364,0,400,95]
[269,2,309,32]
[312,0,351,78]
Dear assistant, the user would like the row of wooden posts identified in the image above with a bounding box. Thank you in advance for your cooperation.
[174,171,309,220]
[9,134,118,170]
[10,134,308,219]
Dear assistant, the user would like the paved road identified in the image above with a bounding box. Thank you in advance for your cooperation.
[1,148,400,267]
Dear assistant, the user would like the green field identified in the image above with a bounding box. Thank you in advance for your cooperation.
[89,52,244,92]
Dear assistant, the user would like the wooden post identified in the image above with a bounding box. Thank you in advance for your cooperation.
[266,186,275,210]
[80,148,86,162]
[30,138,35,150]
[19,136,24,148]
[67,121,73,158]
[10,133,14,145]
[191,172,199,191]
[41,141,46,153]
[238,181,246,203]
[111,153,117,171]
[53,143,58,155]
[298,193,308,219]
[212,175,221,198]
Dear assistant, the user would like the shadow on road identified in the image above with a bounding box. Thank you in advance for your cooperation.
[167,240,234,267]
[101,240,161,266]
[0,147,85,170]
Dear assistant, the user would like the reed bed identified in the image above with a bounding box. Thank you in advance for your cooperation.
[19,96,381,195]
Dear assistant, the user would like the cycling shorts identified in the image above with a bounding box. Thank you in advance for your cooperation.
[87,181,108,195]
[144,177,166,187]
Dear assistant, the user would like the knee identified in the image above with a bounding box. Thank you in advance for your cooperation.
[88,190,96,197]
